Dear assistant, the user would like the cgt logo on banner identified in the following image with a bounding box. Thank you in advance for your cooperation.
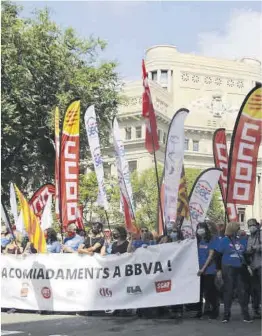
[1,240,199,311]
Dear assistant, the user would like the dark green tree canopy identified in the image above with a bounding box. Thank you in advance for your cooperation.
[1,1,119,200]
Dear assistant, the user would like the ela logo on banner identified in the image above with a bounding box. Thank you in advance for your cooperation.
[127,286,142,295]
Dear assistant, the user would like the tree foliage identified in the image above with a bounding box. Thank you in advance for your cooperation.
[1,1,119,200]
[79,166,224,232]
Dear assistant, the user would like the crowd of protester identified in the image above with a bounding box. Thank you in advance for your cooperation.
[1,217,261,322]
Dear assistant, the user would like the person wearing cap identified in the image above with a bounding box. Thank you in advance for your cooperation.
[62,223,84,253]
[246,218,261,318]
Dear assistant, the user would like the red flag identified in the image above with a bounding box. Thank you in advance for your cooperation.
[142,60,159,153]
[122,194,138,234]
[29,184,55,218]
[227,85,262,205]
[60,100,80,228]
[76,205,84,230]
[213,128,238,221]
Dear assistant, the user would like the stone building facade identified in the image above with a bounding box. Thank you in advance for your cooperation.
[104,45,262,228]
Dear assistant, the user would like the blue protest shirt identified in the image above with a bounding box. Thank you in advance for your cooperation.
[1,237,11,248]
[198,238,217,274]
[216,236,247,268]
[47,241,61,253]
[64,234,84,251]
[132,240,156,249]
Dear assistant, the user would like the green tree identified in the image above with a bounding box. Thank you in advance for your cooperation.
[126,166,224,231]
[131,165,164,231]
[79,172,123,229]
[1,1,119,200]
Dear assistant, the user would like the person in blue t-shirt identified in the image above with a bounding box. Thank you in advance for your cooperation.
[45,228,61,253]
[215,221,252,323]
[62,224,84,253]
[196,221,220,319]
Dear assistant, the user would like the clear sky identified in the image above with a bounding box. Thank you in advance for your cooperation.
[18,1,262,80]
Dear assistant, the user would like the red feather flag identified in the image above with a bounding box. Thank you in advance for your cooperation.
[213,128,238,221]
[227,84,262,205]
[142,60,159,153]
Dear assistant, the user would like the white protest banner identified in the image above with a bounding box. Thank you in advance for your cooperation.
[85,105,108,210]
[164,109,189,229]
[1,239,199,311]
[181,168,222,236]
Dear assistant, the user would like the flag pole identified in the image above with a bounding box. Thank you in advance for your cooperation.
[104,210,112,233]
[149,122,166,236]
[1,200,17,244]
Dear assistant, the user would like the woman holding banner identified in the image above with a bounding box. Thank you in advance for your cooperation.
[196,222,220,320]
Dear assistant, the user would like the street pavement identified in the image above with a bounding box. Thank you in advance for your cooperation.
[1,306,261,336]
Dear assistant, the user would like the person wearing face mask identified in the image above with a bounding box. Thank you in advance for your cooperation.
[195,222,220,319]
[127,230,156,252]
[111,226,128,254]
[78,222,104,255]
[45,228,61,253]
[215,221,252,323]
[62,223,84,253]
[246,218,261,318]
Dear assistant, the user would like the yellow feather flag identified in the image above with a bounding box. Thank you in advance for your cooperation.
[176,166,190,220]
[15,185,47,253]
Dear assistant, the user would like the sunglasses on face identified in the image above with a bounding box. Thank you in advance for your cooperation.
[141,229,148,233]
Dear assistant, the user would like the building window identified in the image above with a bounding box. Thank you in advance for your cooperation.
[160,70,168,84]
[158,129,162,142]
[163,132,167,144]
[238,208,246,224]
[151,71,157,81]
[125,127,132,140]
[193,140,199,152]
[185,138,189,150]
[128,160,137,173]
[135,126,142,139]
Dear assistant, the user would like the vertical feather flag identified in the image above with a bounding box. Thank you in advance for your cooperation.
[227,84,262,205]
[112,117,134,211]
[10,183,18,224]
[41,194,53,231]
[164,109,189,230]
[76,205,84,230]
[55,107,60,219]
[112,117,138,233]
[1,201,16,240]
[213,128,238,221]
[176,166,190,220]
[15,185,47,253]
[157,177,165,235]
[84,105,108,210]
[181,168,222,237]
[60,100,80,228]
[142,60,159,153]
[29,184,55,217]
